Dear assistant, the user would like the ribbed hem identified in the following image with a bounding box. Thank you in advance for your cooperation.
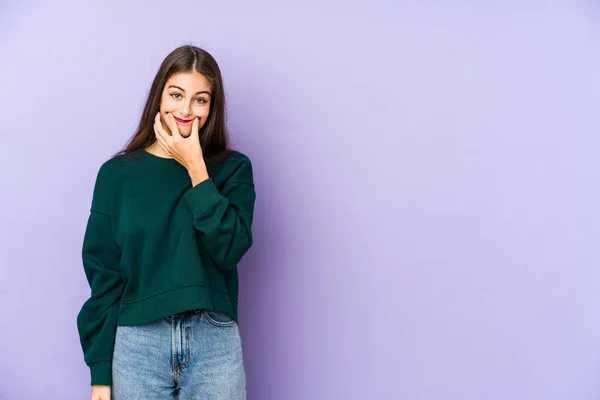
[118,284,237,326]
[90,362,112,386]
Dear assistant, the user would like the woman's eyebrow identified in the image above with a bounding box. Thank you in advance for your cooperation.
[168,85,211,96]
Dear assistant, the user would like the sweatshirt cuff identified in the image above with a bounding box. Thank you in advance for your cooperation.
[90,362,112,386]
[183,178,222,215]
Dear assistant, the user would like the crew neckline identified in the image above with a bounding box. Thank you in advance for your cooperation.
[141,148,177,161]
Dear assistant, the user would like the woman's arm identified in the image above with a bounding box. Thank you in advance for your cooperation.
[183,155,256,271]
[77,163,125,386]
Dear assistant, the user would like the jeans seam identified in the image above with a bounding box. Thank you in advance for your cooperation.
[171,315,180,382]
[181,316,190,370]
[203,309,237,327]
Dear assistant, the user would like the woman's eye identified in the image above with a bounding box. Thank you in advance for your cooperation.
[170,93,182,99]
[195,98,207,104]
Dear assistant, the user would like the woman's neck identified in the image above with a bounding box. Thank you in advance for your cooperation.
[144,143,173,159]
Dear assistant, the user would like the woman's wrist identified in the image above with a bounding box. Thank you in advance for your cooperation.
[187,161,209,186]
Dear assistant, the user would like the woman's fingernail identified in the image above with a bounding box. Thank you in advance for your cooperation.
[197,117,200,121]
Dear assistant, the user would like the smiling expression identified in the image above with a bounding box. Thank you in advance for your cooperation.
[159,71,212,138]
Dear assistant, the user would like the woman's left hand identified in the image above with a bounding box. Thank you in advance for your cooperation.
[154,112,205,171]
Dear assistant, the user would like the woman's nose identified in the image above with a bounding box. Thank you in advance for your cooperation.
[180,101,193,116]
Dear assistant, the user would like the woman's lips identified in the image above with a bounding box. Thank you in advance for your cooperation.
[174,116,193,124]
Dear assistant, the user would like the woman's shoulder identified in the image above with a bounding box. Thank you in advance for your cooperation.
[99,150,141,174]
[89,153,137,211]
[220,150,254,173]
[93,151,141,191]
[225,150,252,165]
[208,150,254,185]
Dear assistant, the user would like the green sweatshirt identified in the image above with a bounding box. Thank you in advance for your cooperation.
[76,149,256,386]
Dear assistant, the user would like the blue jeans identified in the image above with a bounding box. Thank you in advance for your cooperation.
[111,309,246,399]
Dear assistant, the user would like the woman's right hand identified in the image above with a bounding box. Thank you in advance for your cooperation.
[90,384,111,400]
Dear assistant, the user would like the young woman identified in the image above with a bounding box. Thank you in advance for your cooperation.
[76,45,256,400]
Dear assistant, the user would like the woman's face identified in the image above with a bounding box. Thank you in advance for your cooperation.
[159,71,212,138]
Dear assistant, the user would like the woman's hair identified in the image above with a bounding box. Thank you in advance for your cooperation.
[114,45,232,163]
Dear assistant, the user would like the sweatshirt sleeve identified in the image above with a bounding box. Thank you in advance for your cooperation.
[76,163,125,386]
[183,155,256,271]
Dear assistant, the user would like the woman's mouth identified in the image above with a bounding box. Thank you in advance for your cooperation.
[174,116,193,124]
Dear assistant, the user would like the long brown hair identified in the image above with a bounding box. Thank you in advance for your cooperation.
[114,45,232,163]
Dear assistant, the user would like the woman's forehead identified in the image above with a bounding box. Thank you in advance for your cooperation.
[165,71,211,93]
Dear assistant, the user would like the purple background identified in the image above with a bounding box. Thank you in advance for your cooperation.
[1,1,600,399]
